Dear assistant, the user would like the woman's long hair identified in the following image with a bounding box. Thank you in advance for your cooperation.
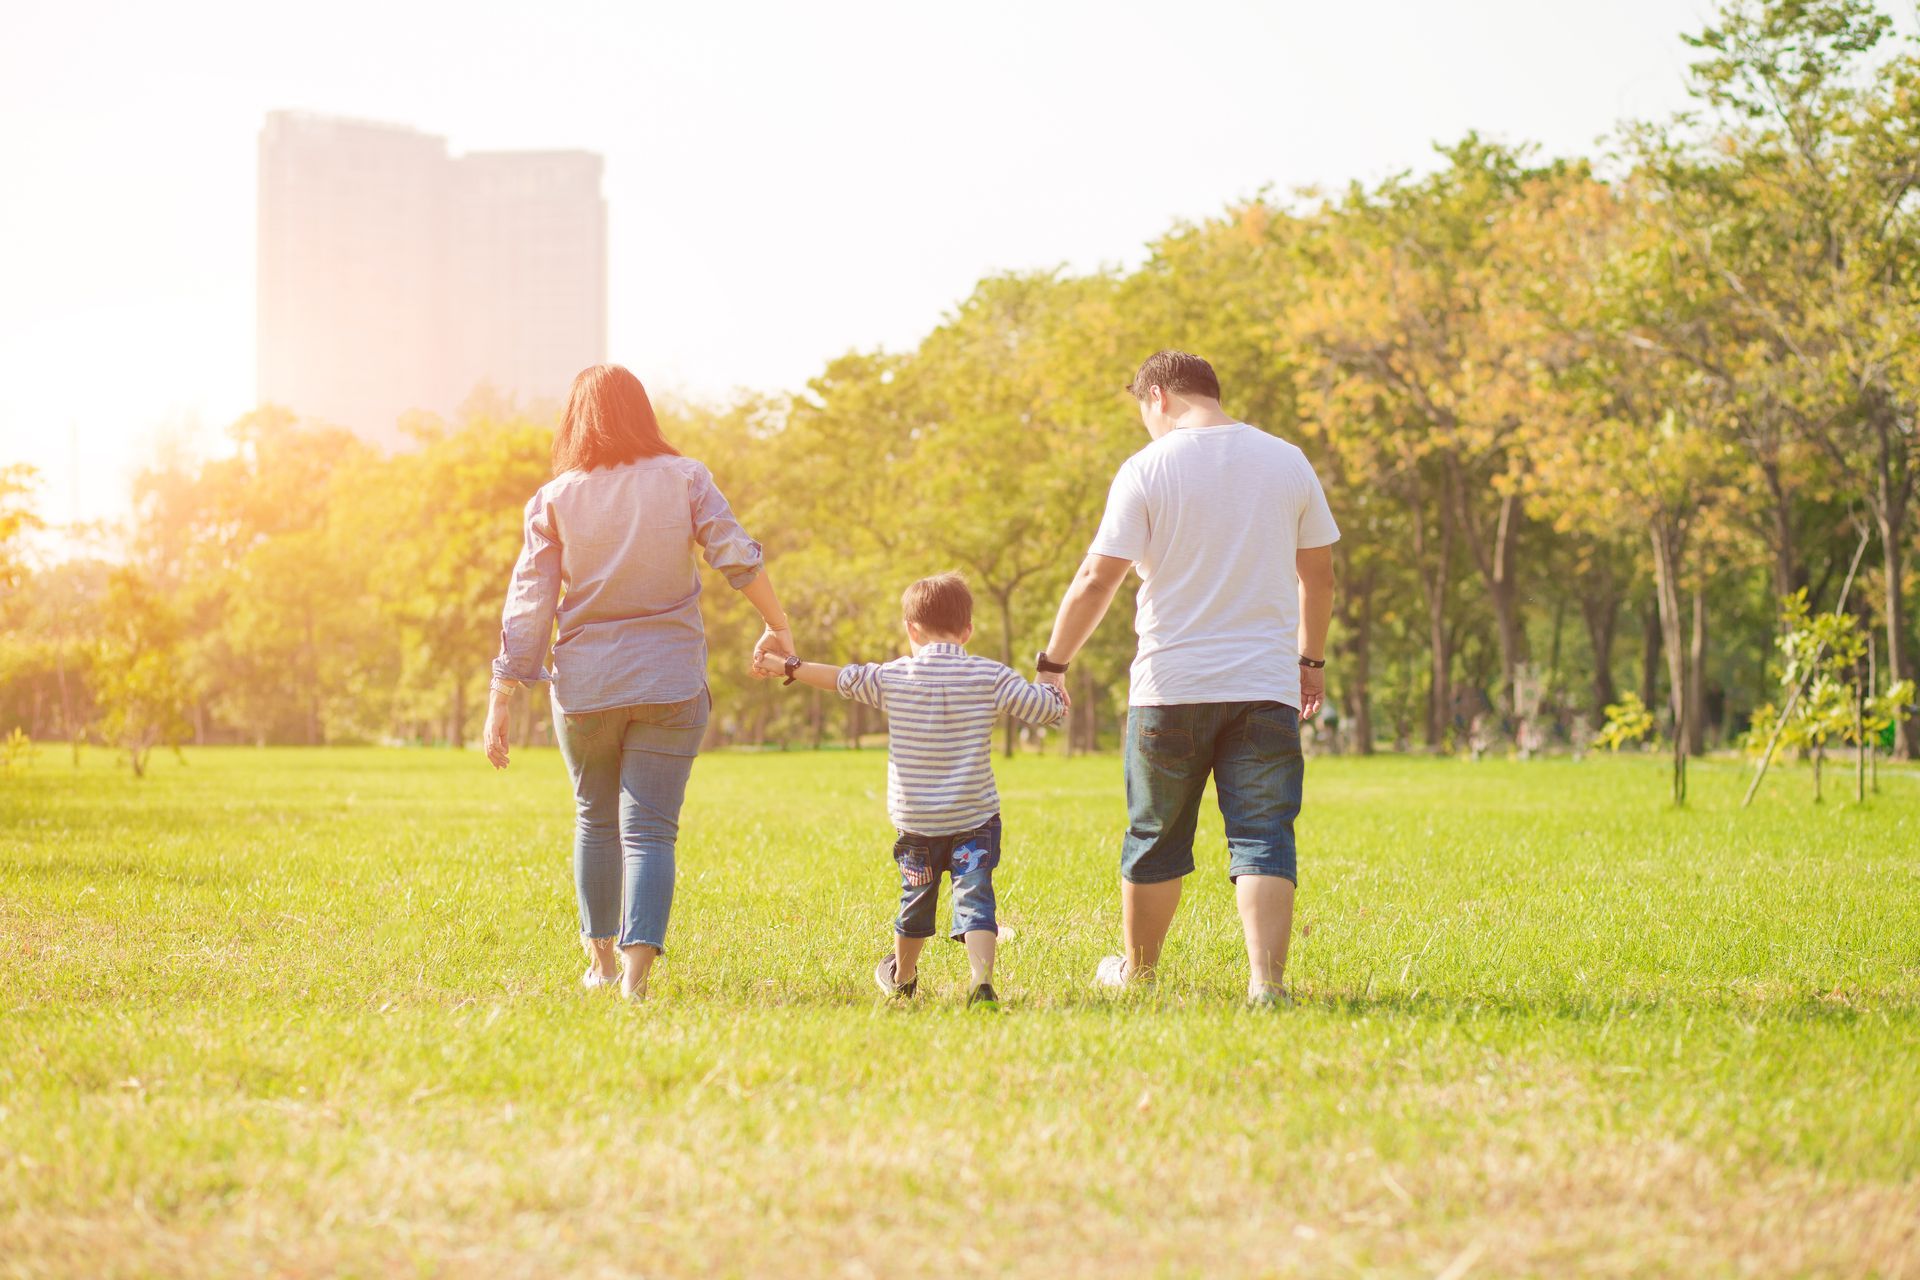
[551,364,681,474]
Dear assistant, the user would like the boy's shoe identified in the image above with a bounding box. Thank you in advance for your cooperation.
[874,956,917,999]
[967,982,1000,1010]
[1246,988,1293,1010]
[1094,955,1131,989]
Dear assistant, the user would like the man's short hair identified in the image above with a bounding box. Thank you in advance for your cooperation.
[902,572,972,636]
[1126,350,1222,402]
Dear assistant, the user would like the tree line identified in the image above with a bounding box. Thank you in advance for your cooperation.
[2,0,1916,766]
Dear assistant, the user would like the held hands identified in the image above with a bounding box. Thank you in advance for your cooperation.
[751,648,790,681]
[750,624,795,678]
[1036,668,1073,710]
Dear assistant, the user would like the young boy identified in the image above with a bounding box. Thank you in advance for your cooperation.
[754,572,1067,1008]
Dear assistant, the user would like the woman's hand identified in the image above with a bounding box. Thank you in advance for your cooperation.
[751,625,795,677]
[484,686,514,768]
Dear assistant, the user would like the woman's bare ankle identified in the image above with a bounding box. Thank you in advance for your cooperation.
[582,936,619,978]
[620,943,658,999]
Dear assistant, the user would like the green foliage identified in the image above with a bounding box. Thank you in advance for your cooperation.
[0,463,41,590]
[1744,589,1911,801]
[5,0,1919,766]
[1595,692,1658,752]
[92,570,193,777]
[0,726,34,774]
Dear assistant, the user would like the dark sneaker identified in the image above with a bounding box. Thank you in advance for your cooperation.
[967,982,1000,1010]
[874,956,917,999]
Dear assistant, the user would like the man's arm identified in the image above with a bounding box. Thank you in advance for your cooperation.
[1296,545,1335,720]
[1038,553,1133,690]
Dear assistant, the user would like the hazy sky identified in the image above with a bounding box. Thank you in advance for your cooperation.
[2,0,1757,530]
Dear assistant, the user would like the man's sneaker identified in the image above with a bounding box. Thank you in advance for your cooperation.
[967,982,1000,1010]
[1094,955,1131,989]
[1246,988,1294,1010]
[874,956,917,999]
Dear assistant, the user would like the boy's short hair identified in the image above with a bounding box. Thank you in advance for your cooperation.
[902,572,972,636]
[1126,350,1221,402]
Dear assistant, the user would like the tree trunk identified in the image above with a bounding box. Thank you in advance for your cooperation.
[1760,457,1802,603]
[449,677,466,750]
[1639,600,1662,712]
[1878,509,1916,759]
[1580,584,1619,728]
[1447,463,1525,717]
[1650,523,1688,805]
[1339,558,1377,756]
[995,586,1017,759]
[1687,582,1708,756]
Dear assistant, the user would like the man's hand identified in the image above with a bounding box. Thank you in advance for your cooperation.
[483,700,512,769]
[751,625,794,677]
[1037,667,1072,709]
[752,649,789,681]
[1298,663,1325,722]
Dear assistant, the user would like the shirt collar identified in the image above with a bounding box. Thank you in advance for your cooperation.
[917,642,966,657]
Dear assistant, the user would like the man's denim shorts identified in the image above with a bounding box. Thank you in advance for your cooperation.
[890,814,1001,940]
[1121,701,1304,885]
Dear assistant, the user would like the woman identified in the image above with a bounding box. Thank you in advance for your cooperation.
[484,364,793,999]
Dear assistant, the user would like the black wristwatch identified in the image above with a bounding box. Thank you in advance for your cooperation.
[1299,655,1327,669]
[782,654,802,685]
[1035,651,1070,675]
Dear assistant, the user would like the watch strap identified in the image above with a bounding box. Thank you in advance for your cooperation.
[1298,655,1327,669]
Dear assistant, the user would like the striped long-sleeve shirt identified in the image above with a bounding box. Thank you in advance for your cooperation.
[837,643,1068,836]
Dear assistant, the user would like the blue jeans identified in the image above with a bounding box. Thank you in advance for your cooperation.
[1121,701,1303,885]
[554,691,709,951]
[892,814,1001,940]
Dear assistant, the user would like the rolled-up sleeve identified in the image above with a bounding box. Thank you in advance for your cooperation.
[491,492,561,685]
[689,463,764,589]
[994,668,1068,727]
[836,662,890,710]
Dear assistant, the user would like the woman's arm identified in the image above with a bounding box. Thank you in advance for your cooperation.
[740,569,795,673]
[688,461,794,673]
[486,493,562,769]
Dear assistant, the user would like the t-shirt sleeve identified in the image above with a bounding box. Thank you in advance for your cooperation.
[1297,461,1340,549]
[1087,462,1149,562]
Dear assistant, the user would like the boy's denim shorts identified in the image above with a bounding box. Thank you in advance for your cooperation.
[1121,701,1304,885]
[891,814,1001,940]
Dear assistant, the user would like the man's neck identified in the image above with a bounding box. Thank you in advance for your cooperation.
[1157,399,1237,437]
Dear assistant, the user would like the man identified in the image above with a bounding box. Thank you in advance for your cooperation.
[1035,350,1338,1006]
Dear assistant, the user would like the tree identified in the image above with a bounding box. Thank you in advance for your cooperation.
[94,570,192,777]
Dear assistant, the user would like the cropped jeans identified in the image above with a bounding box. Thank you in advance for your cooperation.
[554,690,709,952]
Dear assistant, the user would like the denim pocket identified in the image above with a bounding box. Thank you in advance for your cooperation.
[562,709,615,747]
[1138,725,1195,768]
[1249,704,1302,755]
[950,834,999,877]
[893,839,935,888]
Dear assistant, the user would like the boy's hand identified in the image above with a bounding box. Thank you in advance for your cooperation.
[1038,668,1072,709]
[752,650,788,680]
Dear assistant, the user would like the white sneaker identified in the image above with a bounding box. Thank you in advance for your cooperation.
[581,967,618,991]
[1094,955,1131,989]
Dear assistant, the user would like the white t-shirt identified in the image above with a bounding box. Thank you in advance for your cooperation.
[1088,422,1340,709]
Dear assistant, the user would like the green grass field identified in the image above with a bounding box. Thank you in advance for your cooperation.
[3,746,1918,1278]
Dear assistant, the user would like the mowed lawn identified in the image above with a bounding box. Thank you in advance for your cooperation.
[2,746,1918,1279]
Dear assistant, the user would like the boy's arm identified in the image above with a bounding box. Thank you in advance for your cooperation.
[994,667,1069,727]
[751,650,887,706]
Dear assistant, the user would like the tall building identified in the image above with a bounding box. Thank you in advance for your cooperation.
[257,112,606,445]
